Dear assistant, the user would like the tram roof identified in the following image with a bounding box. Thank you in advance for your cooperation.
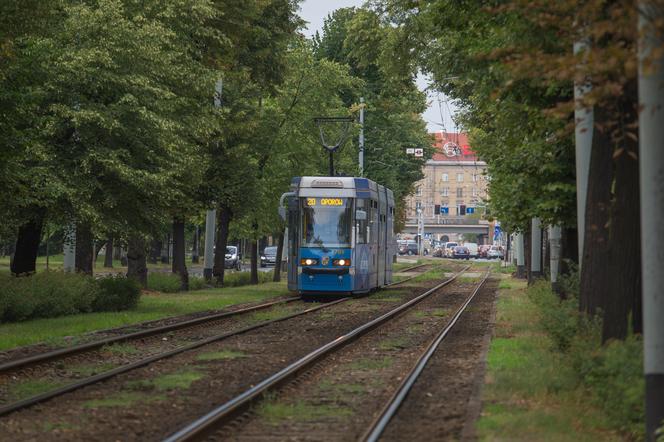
[291,176,394,203]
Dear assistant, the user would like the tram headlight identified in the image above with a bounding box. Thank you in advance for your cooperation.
[333,259,351,266]
[300,258,319,266]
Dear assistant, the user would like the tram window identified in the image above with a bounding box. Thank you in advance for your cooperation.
[356,199,368,244]
[301,198,352,248]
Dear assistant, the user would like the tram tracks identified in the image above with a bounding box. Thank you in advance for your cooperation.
[161,266,476,442]
[0,262,446,422]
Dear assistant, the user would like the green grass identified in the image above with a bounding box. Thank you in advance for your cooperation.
[83,391,165,408]
[258,398,352,424]
[410,266,448,283]
[317,380,366,399]
[477,277,621,441]
[349,357,393,371]
[7,379,64,400]
[128,370,203,391]
[245,305,297,324]
[0,281,289,351]
[196,350,246,361]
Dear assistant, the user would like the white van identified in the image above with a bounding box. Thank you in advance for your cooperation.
[464,242,479,258]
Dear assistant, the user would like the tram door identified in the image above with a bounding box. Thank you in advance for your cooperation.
[377,189,386,286]
[287,198,299,291]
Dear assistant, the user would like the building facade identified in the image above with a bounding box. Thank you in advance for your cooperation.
[403,132,490,242]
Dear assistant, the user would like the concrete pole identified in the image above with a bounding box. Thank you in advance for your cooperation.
[530,218,542,277]
[63,223,76,272]
[638,5,664,438]
[515,233,525,278]
[359,97,365,176]
[574,40,594,265]
[203,79,223,281]
[203,209,216,280]
[548,225,562,292]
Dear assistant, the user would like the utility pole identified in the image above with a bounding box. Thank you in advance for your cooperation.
[574,40,593,265]
[359,97,365,176]
[638,4,664,438]
[203,79,222,281]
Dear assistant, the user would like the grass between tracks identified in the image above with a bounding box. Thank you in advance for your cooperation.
[0,281,289,351]
[477,278,626,441]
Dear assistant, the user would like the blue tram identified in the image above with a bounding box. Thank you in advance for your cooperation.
[279,176,397,296]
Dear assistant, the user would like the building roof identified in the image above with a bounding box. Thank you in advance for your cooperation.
[431,131,479,162]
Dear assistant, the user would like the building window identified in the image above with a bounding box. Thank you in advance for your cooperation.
[472,174,479,182]
[442,173,449,182]
[416,186,422,197]
[457,187,463,198]
[441,187,449,197]
[472,187,479,197]
[457,173,464,182]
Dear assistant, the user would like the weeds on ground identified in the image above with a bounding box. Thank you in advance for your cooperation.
[102,343,139,355]
[84,391,165,408]
[196,350,246,361]
[258,398,352,424]
[378,337,408,351]
[7,379,64,400]
[128,370,203,391]
[349,357,392,371]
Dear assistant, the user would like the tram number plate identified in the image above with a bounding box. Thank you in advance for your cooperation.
[306,198,317,206]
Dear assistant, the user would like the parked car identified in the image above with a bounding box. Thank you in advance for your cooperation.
[452,246,470,260]
[479,244,492,258]
[224,246,242,270]
[443,242,458,257]
[432,246,444,257]
[260,246,278,267]
[402,242,420,255]
[464,242,479,258]
[487,245,504,259]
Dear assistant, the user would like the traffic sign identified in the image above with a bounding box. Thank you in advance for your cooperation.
[414,148,423,157]
[406,148,415,154]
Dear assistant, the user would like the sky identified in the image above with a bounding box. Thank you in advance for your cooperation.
[298,0,460,134]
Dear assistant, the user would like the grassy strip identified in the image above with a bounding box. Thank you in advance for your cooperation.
[477,278,622,441]
[0,281,289,351]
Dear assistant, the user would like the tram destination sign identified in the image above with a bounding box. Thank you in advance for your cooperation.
[306,198,345,206]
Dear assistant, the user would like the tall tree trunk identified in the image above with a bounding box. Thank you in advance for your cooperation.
[524,226,532,284]
[113,241,122,260]
[579,107,613,317]
[250,238,258,284]
[604,81,642,341]
[104,237,114,268]
[149,239,161,264]
[127,235,147,288]
[192,226,200,264]
[172,218,188,291]
[75,222,93,275]
[273,230,285,282]
[11,212,45,276]
[559,226,579,299]
[213,205,232,286]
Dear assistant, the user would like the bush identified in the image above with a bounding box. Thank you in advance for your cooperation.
[147,270,272,292]
[0,272,99,322]
[222,271,272,287]
[0,272,142,323]
[147,272,182,293]
[527,281,644,440]
[93,276,141,311]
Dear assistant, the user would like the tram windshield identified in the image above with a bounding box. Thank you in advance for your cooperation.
[301,197,352,248]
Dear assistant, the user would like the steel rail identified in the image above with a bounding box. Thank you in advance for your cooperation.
[0,296,301,375]
[361,271,491,442]
[0,298,349,417]
[161,266,470,442]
